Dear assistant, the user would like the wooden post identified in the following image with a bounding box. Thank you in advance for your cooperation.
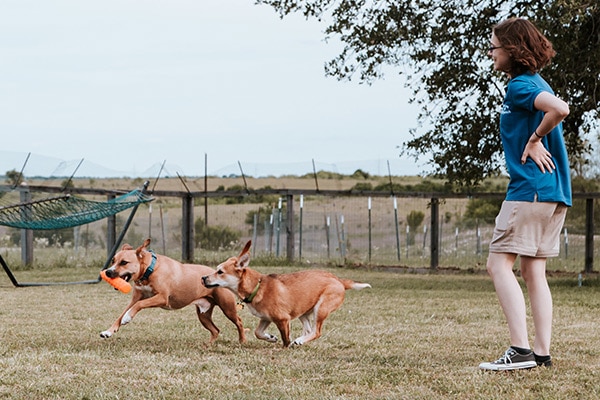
[181,194,194,262]
[106,193,116,258]
[20,188,33,266]
[585,198,594,274]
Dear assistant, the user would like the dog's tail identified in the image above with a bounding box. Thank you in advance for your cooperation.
[340,279,371,291]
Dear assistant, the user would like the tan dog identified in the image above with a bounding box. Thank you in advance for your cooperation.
[202,241,371,347]
[100,238,246,344]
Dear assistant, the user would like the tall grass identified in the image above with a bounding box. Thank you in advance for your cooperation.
[1,265,599,399]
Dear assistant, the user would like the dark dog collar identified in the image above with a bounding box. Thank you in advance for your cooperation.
[138,251,157,283]
[243,279,261,303]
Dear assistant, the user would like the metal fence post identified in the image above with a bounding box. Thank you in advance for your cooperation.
[286,194,294,262]
[430,197,439,270]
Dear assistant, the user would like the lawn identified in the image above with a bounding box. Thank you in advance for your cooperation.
[1,265,599,399]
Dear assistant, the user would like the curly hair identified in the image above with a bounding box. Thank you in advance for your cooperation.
[493,18,556,77]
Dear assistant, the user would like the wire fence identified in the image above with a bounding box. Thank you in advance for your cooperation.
[0,187,598,275]
[229,195,594,273]
[123,192,597,274]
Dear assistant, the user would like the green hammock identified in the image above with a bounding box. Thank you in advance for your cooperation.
[0,188,153,230]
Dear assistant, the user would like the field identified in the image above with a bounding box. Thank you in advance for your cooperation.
[2,265,600,399]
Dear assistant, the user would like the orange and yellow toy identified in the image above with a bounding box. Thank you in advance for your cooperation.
[100,270,131,294]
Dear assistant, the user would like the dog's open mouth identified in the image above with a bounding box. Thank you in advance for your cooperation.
[120,273,132,282]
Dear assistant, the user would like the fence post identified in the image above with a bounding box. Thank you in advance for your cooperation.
[430,197,439,270]
[585,198,594,274]
[276,198,282,257]
[20,188,33,266]
[368,197,372,262]
[298,195,304,260]
[181,194,194,263]
[393,197,401,261]
[106,193,116,258]
[286,194,294,262]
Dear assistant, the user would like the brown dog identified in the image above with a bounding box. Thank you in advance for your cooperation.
[100,238,246,344]
[202,241,371,347]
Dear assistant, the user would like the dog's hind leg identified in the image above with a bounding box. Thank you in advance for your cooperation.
[213,290,247,344]
[310,289,345,344]
[292,313,316,346]
[220,307,247,344]
[273,319,292,347]
[255,319,278,343]
[195,303,221,344]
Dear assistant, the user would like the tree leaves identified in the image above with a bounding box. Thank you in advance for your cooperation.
[257,0,599,186]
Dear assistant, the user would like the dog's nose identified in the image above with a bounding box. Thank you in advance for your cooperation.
[104,269,117,279]
[201,276,207,285]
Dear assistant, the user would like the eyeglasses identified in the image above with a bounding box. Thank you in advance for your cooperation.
[488,45,502,52]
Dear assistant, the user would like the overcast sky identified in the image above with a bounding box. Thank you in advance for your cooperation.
[1,0,426,178]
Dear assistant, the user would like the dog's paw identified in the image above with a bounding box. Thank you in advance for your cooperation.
[292,338,304,346]
[121,310,132,325]
[100,330,113,338]
[266,334,278,343]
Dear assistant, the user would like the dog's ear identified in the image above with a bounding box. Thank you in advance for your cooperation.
[121,244,133,251]
[236,241,251,269]
[237,252,250,269]
[135,243,146,258]
[135,238,151,257]
[237,240,251,266]
[239,240,251,257]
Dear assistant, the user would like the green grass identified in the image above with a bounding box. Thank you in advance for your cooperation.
[1,266,600,399]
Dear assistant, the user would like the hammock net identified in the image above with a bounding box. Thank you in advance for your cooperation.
[0,188,153,230]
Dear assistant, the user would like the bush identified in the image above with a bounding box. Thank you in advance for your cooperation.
[461,198,502,228]
[406,210,425,245]
[194,217,241,251]
[351,182,373,191]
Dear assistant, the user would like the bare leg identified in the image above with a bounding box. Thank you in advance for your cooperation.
[486,252,529,349]
[521,256,552,355]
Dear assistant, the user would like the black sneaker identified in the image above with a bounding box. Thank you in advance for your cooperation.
[534,353,552,368]
[479,347,537,371]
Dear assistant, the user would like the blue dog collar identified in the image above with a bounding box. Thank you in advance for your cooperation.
[138,251,157,282]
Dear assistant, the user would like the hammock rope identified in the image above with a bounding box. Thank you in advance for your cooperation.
[0,189,153,230]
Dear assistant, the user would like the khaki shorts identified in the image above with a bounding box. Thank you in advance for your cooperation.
[489,200,567,258]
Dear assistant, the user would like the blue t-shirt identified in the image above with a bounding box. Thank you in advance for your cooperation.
[499,72,572,206]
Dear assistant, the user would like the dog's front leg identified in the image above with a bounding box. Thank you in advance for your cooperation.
[100,293,143,338]
[254,319,278,343]
[119,294,169,325]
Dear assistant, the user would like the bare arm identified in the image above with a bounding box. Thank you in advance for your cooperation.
[520,91,570,173]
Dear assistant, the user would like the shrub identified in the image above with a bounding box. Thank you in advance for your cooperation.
[461,198,502,228]
[194,217,241,251]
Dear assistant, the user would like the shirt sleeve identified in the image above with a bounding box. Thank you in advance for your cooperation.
[508,76,544,112]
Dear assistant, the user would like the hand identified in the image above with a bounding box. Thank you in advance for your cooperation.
[521,140,555,173]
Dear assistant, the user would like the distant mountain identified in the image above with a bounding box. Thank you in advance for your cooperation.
[0,151,186,179]
[0,151,426,179]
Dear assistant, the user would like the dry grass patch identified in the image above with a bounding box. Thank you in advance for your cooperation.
[1,267,600,399]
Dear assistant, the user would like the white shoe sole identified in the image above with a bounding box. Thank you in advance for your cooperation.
[479,361,537,371]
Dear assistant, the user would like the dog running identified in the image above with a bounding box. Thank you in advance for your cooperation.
[202,240,371,347]
[100,238,246,344]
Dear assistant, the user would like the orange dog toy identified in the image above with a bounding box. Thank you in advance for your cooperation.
[100,270,131,293]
